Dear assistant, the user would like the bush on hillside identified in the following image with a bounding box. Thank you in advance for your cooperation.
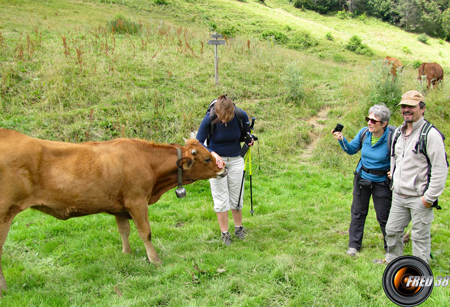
[418,33,429,44]
[107,14,142,34]
[288,31,319,50]
[336,10,351,19]
[367,60,403,110]
[284,63,305,103]
[402,46,412,54]
[261,31,289,44]
[294,0,342,14]
[219,25,238,37]
[325,32,334,41]
[345,35,373,56]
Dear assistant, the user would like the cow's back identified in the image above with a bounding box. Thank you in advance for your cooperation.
[0,129,153,219]
[419,63,444,80]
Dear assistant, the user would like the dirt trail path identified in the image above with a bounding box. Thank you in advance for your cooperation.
[300,107,330,160]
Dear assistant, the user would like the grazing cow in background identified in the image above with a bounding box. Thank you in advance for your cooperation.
[418,62,444,89]
[384,56,403,77]
[0,128,227,295]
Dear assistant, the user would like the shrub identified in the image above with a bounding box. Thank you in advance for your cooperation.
[412,60,423,69]
[402,46,412,54]
[438,39,445,44]
[293,0,302,9]
[284,63,305,103]
[332,53,347,63]
[209,22,217,31]
[367,60,403,110]
[359,13,367,22]
[418,33,429,44]
[261,31,289,44]
[288,31,319,50]
[219,25,238,37]
[154,0,168,4]
[325,32,334,41]
[345,35,373,56]
[107,14,142,34]
[336,10,350,19]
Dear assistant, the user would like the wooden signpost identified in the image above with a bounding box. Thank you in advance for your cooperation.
[207,33,226,85]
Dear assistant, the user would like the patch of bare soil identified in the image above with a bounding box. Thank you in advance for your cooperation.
[300,107,330,160]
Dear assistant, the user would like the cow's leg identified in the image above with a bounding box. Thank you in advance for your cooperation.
[127,203,162,265]
[0,219,15,296]
[115,216,132,254]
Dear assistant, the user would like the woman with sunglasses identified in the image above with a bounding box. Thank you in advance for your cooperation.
[332,104,393,257]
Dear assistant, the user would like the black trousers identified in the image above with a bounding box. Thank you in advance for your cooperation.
[348,175,392,251]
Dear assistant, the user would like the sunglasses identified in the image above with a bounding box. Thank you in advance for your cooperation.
[365,116,382,124]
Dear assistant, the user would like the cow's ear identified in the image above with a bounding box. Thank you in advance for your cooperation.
[176,157,194,170]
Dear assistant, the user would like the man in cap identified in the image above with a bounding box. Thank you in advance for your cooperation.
[376,90,448,264]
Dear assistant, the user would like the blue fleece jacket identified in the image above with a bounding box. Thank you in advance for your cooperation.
[339,127,390,182]
[196,110,249,157]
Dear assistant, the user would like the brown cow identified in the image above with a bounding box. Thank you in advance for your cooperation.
[384,56,403,77]
[0,128,227,295]
[418,62,444,89]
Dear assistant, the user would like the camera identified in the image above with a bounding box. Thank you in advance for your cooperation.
[244,132,258,145]
[333,123,344,133]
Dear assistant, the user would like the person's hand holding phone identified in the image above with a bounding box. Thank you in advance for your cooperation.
[332,123,344,141]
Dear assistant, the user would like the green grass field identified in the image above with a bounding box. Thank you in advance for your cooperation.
[0,0,450,306]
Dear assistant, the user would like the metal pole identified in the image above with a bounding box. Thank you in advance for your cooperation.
[249,146,254,216]
[215,44,219,85]
[237,154,248,211]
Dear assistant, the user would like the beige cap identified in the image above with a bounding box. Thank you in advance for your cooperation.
[398,90,425,106]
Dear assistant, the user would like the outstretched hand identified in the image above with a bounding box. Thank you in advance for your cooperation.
[211,151,225,169]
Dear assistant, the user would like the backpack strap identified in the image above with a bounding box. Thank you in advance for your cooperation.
[391,127,402,157]
[417,121,448,206]
[234,106,245,132]
[357,128,369,152]
[205,100,218,147]
[389,127,402,189]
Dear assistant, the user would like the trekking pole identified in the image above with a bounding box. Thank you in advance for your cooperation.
[249,117,256,216]
[248,143,254,216]
[236,151,248,211]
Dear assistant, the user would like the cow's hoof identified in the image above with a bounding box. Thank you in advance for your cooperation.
[151,258,163,266]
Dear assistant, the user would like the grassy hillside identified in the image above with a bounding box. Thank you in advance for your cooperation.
[0,0,449,306]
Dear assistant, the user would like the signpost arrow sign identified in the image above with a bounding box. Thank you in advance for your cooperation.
[207,40,226,45]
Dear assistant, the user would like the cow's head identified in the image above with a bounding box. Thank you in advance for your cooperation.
[176,139,227,181]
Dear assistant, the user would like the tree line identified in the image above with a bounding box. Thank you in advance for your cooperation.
[294,0,450,40]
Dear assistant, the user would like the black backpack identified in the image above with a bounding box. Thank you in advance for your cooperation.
[391,120,449,209]
[205,99,245,147]
[358,125,397,157]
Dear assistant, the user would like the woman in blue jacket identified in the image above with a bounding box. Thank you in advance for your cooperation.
[332,104,392,256]
[196,95,254,246]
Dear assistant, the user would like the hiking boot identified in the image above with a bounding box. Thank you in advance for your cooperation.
[373,259,388,265]
[234,226,246,239]
[221,231,231,246]
[346,247,358,256]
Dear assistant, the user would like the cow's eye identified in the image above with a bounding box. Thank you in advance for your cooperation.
[205,158,211,163]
